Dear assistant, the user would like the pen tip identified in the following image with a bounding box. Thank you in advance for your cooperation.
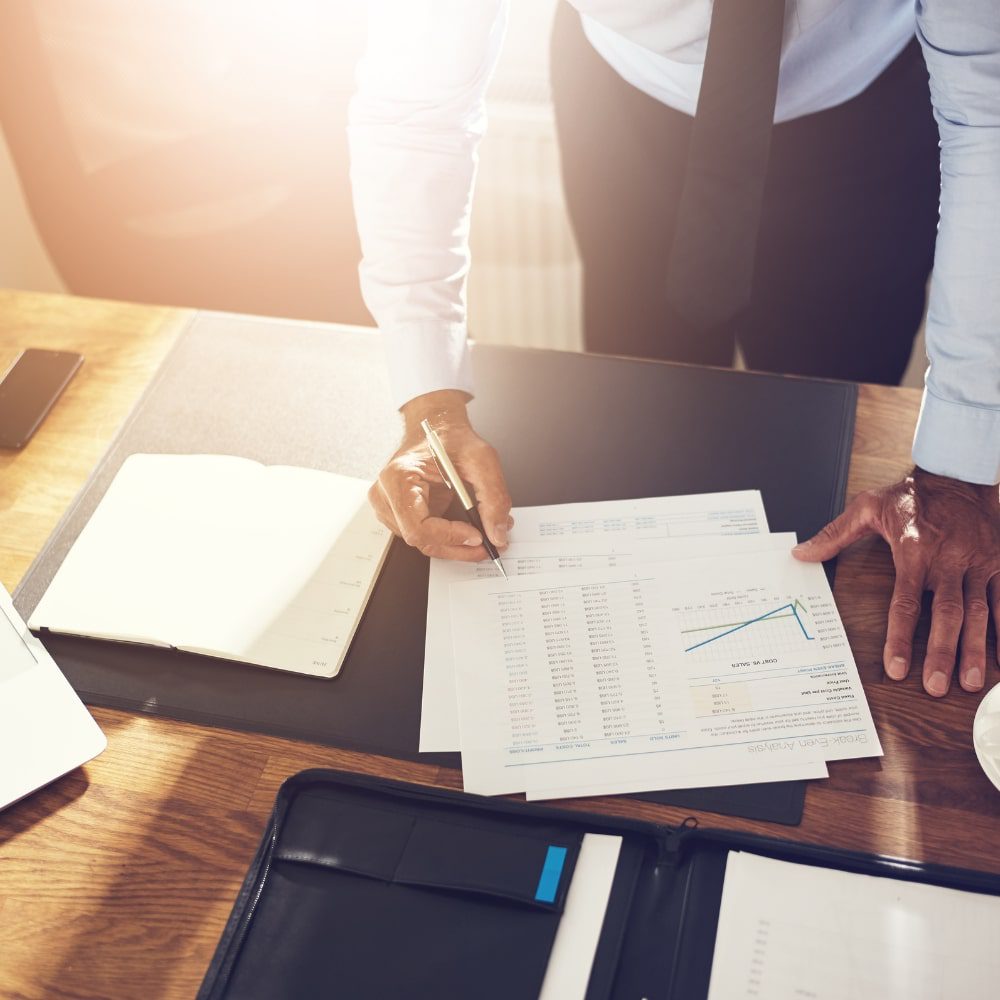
[496,560,508,580]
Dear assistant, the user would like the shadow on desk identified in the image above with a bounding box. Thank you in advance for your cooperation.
[56,737,268,998]
[0,768,90,847]
[21,716,429,999]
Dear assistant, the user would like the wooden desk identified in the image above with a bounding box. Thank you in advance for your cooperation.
[2,290,997,1000]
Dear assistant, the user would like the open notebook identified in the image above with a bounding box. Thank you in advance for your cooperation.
[29,454,391,678]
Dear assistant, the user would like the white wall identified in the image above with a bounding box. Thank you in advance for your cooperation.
[0,128,65,293]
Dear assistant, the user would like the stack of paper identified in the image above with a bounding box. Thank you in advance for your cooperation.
[421,491,881,799]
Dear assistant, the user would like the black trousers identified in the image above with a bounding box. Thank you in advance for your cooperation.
[550,6,941,385]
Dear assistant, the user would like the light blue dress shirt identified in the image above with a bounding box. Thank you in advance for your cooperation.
[911,1,1000,485]
[350,1,1000,484]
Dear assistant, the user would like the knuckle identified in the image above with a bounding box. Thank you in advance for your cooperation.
[855,491,879,518]
[400,526,421,548]
[476,443,507,474]
[926,643,958,660]
[481,488,513,512]
[932,598,964,622]
[964,598,990,621]
[895,535,924,557]
[817,519,842,540]
[386,458,419,483]
[939,544,971,568]
[889,594,921,619]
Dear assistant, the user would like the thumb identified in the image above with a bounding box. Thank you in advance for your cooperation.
[792,494,878,562]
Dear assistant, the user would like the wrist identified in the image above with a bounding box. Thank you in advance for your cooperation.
[912,466,999,504]
[401,390,471,434]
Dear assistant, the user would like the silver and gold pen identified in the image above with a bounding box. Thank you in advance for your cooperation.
[420,419,508,579]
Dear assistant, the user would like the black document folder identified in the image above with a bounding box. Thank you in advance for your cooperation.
[199,769,1000,1000]
[15,312,857,826]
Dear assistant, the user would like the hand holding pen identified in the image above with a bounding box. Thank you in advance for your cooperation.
[366,390,513,566]
[421,419,509,578]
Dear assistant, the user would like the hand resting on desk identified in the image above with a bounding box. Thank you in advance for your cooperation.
[794,469,1000,698]
[369,389,513,562]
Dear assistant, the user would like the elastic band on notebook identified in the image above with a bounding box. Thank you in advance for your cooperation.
[534,845,568,903]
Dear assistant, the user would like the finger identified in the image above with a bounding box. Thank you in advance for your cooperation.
[989,575,1000,669]
[403,517,485,558]
[882,571,925,681]
[422,542,491,563]
[379,468,482,551]
[958,573,990,692]
[368,481,401,537]
[792,494,878,562]
[463,445,513,549]
[923,582,965,697]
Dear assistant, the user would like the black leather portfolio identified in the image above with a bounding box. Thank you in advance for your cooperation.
[14,312,857,826]
[198,769,1000,1000]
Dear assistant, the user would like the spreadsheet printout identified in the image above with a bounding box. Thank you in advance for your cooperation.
[507,491,768,543]
[450,549,879,797]
[420,491,770,752]
[422,531,790,753]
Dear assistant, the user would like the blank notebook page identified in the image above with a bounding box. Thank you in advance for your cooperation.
[28,453,390,677]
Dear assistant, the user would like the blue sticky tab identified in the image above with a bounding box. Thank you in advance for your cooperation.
[534,845,568,903]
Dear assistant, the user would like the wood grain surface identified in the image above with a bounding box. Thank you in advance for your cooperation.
[1,291,997,1000]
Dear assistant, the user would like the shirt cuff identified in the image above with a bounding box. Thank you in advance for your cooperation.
[380,322,474,410]
[912,389,1000,485]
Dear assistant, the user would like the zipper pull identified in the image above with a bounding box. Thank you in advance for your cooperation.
[658,816,699,867]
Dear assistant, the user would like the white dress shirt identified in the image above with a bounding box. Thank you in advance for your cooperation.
[349,1,1000,485]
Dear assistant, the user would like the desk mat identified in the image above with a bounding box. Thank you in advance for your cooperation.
[15,312,857,826]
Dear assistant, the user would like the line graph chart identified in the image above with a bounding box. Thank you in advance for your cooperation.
[673,590,837,665]
[682,599,814,653]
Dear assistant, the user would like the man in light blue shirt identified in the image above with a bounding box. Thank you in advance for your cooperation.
[351,1,1000,699]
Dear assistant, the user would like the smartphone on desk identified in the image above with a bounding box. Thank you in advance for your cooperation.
[0,348,83,449]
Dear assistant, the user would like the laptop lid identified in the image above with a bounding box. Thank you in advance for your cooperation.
[0,585,106,810]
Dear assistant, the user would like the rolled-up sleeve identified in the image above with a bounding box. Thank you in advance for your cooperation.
[348,0,507,409]
[913,0,1000,484]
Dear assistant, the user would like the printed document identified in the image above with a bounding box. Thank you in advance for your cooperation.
[420,491,771,751]
[423,533,794,753]
[450,549,879,797]
[707,852,1000,1000]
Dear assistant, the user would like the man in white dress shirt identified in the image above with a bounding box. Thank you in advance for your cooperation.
[349,1,1000,698]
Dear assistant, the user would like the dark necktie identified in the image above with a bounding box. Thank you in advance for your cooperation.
[665,0,786,329]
